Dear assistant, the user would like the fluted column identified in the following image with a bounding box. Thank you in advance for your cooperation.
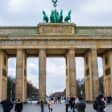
[103,51,112,97]
[84,49,99,101]
[66,55,70,97]
[66,49,76,97]
[16,49,27,102]
[0,50,8,102]
[39,49,46,102]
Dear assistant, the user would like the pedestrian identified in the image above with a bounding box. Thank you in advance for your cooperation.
[93,94,106,112]
[15,99,23,112]
[76,96,86,112]
[70,96,76,112]
[57,96,61,104]
[1,97,13,112]
[66,96,70,112]
[48,98,54,112]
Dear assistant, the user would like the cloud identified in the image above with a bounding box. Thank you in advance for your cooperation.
[47,58,65,76]
[0,18,4,25]
[8,0,39,13]
[8,0,50,13]
[8,58,16,78]
[98,57,103,77]
[76,57,84,80]
[27,73,38,88]
[0,0,112,26]
[0,0,52,26]
[82,0,112,14]
[70,0,112,26]
[27,58,39,88]
[46,58,66,95]
[27,58,38,76]
[47,74,65,95]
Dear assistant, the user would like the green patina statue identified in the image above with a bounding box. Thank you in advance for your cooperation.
[50,9,63,23]
[42,0,71,23]
[50,10,58,23]
[42,10,49,23]
[64,10,71,22]
[59,10,63,22]
[52,0,58,8]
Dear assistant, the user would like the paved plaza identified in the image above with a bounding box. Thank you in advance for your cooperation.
[0,103,112,112]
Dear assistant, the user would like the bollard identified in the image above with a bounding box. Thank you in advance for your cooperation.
[40,100,44,112]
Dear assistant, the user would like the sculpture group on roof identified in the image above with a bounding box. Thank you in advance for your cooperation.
[42,0,71,23]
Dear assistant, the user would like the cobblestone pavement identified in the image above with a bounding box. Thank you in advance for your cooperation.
[0,103,112,112]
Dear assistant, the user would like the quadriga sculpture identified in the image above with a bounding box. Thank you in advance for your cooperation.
[64,10,71,22]
[42,10,49,23]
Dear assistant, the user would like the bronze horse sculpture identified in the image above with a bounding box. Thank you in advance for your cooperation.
[64,10,71,22]
[42,11,49,23]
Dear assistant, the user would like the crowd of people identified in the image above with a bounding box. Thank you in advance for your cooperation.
[66,96,86,112]
[0,97,23,112]
[65,94,110,112]
[54,96,62,104]
[0,94,112,112]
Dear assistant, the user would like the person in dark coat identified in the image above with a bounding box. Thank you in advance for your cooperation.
[15,99,23,112]
[76,96,86,112]
[70,96,76,112]
[66,96,70,112]
[1,97,13,112]
[95,94,106,112]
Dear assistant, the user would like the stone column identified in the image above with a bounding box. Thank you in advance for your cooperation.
[84,49,99,101]
[0,50,8,102]
[39,49,46,102]
[66,55,70,97]
[66,49,76,97]
[103,51,112,97]
[16,49,27,102]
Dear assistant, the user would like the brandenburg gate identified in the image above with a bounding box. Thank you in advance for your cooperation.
[0,1,112,103]
[0,23,112,102]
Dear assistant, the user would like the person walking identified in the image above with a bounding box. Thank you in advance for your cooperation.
[66,96,70,112]
[1,97,13,112]
[70,96,75,112]
[15,99,23,112]
[48,98,54,112]
[57,96,61,104]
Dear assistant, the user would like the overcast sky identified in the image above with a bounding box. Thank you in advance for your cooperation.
[0,0,112,26]
[1,0,111,95]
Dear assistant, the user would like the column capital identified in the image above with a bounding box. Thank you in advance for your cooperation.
[67,49,75,56]
[91,48,97,50]
[90,48,97,54]
[39,49,46,56]
[16,49,27,55]
[39,48,46,51]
